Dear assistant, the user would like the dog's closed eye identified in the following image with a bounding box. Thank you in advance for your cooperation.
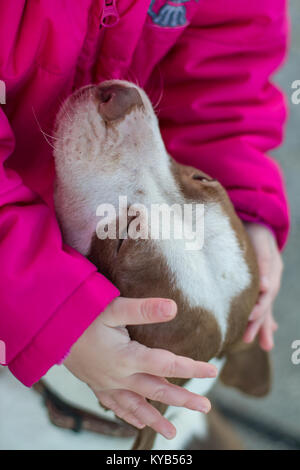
[192,174,216,182]
[116,214,139,254]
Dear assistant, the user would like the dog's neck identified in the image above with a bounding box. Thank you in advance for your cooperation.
[55,144,252,353]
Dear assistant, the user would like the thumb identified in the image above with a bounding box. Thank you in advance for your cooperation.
[100,297,177,328]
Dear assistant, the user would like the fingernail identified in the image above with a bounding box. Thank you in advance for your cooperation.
[158,300,176,318]
[136,422,146,429]
[163,428,176,440]
[197,403,210,414]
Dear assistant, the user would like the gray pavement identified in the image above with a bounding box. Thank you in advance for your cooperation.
[211,2,300,450]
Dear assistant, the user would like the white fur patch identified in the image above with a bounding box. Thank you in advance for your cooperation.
[159,203,251,339]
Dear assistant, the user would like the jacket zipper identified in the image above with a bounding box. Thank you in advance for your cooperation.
[100,0,120,28]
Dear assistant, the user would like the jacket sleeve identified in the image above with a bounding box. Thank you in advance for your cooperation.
[157,0,290,249]
[0,108,120,386]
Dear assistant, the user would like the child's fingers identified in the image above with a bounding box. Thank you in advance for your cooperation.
[129,343,218,379]
[97,389,176,439]
[249,301,264,322]
[101,297,177,327]
[96,391,147,430]
[244,305,277,347]
[249,290,273,322]
[259,311,275,351]
[125,373,211,413]
[243,316,265,343]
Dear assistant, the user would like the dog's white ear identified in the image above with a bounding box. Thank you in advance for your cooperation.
[220,339,271,397]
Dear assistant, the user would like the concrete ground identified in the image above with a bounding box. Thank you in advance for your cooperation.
[210,3,300,450]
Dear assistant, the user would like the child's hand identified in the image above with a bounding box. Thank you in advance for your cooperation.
[63,297,217,439]
[243,223,283,351]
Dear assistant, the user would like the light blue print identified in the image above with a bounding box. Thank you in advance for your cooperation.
[148,0,195,28]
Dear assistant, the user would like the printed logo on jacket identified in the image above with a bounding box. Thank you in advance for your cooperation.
[148,0,198,27]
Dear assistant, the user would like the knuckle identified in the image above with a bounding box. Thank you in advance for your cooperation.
[109,297,119,318]
[140,300,153,322]
[113,405,126,420]
[147,413,161,427]
[98,395,116,411]
[151,387,167,403]
[129,342,148,371]
[124,340,140,363]
[126,398,145,417]
[161,357,177,377]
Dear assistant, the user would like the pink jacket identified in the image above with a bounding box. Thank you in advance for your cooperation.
[0,0,290,386]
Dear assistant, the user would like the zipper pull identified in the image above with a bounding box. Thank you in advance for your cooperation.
[100,0,120,28]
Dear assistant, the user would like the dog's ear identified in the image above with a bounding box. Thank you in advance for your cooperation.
[220,339,271,397]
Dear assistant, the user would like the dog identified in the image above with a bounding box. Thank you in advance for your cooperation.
[42,80,271,450]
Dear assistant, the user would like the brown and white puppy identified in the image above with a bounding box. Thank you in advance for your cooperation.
[47,80,271,450]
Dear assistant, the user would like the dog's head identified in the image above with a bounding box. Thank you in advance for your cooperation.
[53,80,270,397]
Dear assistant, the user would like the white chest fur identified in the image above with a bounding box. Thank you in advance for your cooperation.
[158,202,251,341]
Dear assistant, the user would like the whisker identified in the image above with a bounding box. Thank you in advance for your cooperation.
[60,101,73,123]
[153,87,164,110]
[40,131,59,141]
[32,107,57,151]
[153,67,164,112]
[126,69,141,88]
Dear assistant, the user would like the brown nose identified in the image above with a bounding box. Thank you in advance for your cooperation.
[98,83,144,121]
